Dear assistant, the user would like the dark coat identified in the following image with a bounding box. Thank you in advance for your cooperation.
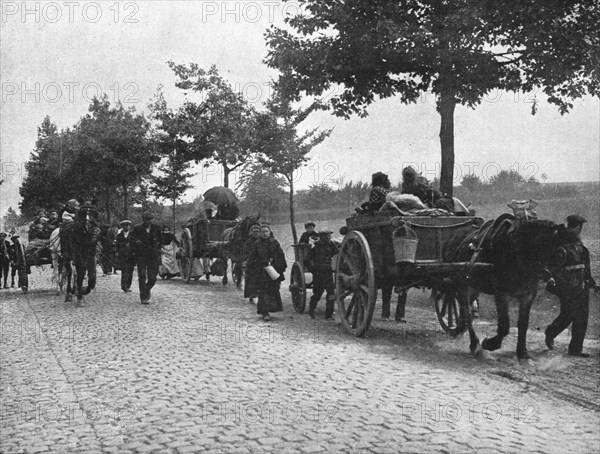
[131,223,163,262]
[299,231,319,244]
[248,236,287,313]
[116,230,136,265]
[307,240,339,273]
[243,237,260,298]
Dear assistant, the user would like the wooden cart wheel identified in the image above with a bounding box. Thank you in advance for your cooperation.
[20,271,29,294]
[289,261,307,314]
[431,283,468,337]
[335,231,376,337]
[180,228,194,284]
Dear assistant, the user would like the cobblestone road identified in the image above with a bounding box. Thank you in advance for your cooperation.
[1,267,599,453]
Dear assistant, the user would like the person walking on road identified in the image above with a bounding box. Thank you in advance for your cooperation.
[247,224,287,321]
[159,226,181,279]
[545,215,600,357]
[131,212,163,304]
[243,224,261,304]
[307,230,339,320]
[116,220,135,293]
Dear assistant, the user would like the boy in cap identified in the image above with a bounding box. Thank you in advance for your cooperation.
[545,214,599,357]
[307,230,339,320]
[131,212,163,304]
[299,221,319,245]
[116,220,135,292]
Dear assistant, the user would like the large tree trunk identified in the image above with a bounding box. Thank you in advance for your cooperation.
[438,90,456,197]
[172,197,177,228]
[105,187,112,225]
[122,183,129,219]
[288,175,298,244]
[223,163,230,188]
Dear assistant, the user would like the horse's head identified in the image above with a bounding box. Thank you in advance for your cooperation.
[76,202,99,234]
[511,220,586,290]
[240,215,260,238]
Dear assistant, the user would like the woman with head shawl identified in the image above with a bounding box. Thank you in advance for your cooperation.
[243,223,261,304]
[247,224,287,321]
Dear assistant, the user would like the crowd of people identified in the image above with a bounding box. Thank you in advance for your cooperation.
[2,185,598,357]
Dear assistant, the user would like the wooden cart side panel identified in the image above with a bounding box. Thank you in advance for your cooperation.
[207,220,232,242]
[346,214,482,263]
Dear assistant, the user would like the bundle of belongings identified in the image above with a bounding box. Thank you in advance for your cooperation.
[379,166,470,217]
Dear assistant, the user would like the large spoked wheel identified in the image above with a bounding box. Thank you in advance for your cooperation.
[289,261,307,314]
[20,270,29,294]
[335,231,376,337]
[431,281,468,337]
[180,228,194,284]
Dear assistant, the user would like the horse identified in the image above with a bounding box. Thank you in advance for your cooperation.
[221,215,260,287]
[444,214,586,361]
[59,203,101,305]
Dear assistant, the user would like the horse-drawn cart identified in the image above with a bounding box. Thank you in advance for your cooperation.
[178,218,233,284]
[335,212,492,337]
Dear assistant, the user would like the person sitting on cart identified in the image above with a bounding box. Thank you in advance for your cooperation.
[59,198,80,221]
[299,221,319,245]
[29,209,49,240]
[357,172,392,213]
[307,230,340,320]
[215,202,240,220]
[47,210,60,229]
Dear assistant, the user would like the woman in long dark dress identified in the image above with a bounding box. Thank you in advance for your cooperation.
[247,224,287,321]
[243,224,261,304]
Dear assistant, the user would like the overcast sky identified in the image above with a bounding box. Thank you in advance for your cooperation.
[1,1,599,215]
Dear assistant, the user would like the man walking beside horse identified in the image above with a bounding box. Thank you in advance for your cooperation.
[545,215,599,357]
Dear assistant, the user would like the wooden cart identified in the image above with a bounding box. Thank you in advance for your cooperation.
[178,218,233,284]
[336,213,491,337]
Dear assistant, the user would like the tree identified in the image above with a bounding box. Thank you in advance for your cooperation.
[163,63,257,188]
[151,152,194,228]
[461,174,482,192]
[76,95,155,222]
[3,207,20,230]
[256,85,332,243]
[302,183,336,211]
[266,0,599,196]
[488,169,526,189]
[237,163,287,218]
[19,117,90,219]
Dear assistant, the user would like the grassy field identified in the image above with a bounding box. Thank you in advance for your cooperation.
[270,190,600,339]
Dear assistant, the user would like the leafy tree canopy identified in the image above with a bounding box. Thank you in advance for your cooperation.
[266,0,599,195]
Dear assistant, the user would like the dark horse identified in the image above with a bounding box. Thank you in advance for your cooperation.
[444,214,586,360]
[59,203,100,305]
[221,215,260,287]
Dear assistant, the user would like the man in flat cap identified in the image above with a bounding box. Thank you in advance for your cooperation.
[116,220,135,293]
[307,230,339,320]
[131,212,163,304]
[545,214,599,357]
[566,214,587,240]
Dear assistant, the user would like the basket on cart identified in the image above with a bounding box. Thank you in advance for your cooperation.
[392,224,418,264]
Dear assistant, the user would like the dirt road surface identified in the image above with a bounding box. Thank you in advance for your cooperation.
[1,267,599,453]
